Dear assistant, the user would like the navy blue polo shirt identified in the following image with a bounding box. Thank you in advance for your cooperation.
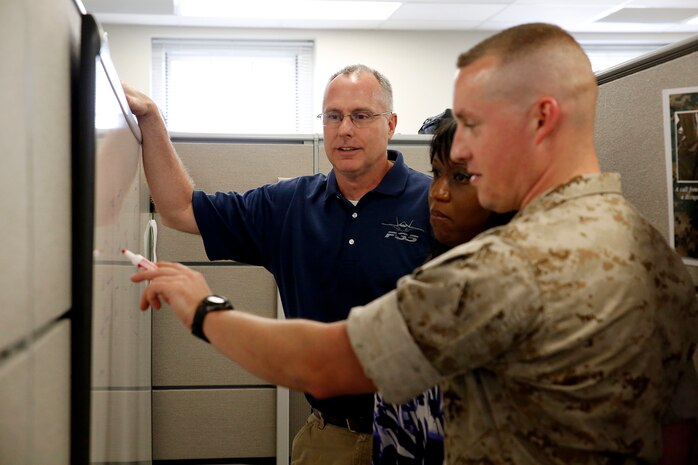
[192,150,432,417]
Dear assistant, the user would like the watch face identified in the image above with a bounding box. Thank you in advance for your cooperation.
[207,295,227,305]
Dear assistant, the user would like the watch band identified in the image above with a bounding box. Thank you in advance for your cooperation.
[191,294,234,343]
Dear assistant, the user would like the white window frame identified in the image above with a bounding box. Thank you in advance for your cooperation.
[152,38,314,135]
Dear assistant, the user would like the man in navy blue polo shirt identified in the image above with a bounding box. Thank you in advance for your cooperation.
[123,64,432,465]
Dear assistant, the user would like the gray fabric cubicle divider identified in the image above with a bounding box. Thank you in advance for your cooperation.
[153,137,313,462]
[595,34,698,285]
[0,0,81,463]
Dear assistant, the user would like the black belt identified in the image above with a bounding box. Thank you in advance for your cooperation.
[311,408,373,434]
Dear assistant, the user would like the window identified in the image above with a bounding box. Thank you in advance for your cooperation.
[152,38,314,134]
[581,43,668,73]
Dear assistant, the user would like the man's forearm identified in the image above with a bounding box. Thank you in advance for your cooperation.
[136,107,198,234]
[204,311,376,398]
[131,262,377,397]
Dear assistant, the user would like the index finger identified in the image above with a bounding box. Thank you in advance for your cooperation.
[129,261,176,282]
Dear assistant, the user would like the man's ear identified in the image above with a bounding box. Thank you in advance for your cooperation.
[533,97,559,145]
[387,112,398,139]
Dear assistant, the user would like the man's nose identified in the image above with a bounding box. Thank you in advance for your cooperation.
[337,114,355,133]
[450,128,469,163]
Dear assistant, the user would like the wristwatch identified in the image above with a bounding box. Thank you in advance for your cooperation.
[191,294,234,343]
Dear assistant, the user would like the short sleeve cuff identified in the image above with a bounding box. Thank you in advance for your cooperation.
[347,290,441,404]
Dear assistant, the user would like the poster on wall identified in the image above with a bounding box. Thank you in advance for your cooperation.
[663,86,698,266]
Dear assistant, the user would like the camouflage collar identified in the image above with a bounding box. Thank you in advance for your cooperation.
[521,173,622,216]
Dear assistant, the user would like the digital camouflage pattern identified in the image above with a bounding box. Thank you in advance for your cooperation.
[349,173,698,465]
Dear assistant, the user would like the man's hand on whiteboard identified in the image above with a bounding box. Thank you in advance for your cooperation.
[130,262,212,330]
[122,81,159,121]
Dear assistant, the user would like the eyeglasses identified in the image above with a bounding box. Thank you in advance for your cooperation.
[317,110,392,128]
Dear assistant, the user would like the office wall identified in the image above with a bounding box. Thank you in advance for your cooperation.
[0,0,80,463]
[99,23,692,136]
[99,26,484,135]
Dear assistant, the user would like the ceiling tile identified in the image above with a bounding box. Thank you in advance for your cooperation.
[513,0,620,4]
[83,0,174,15]
[627,0,698,6]
[83,0,698,32]
[380,19,485,29]
[397,0,511,3]
[389,3,506,21]
[487,3,621,24]
[597,7,698,23]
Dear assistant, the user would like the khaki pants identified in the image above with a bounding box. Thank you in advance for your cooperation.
[290,412,372,465]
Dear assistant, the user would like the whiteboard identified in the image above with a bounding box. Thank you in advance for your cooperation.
[73,14,152,465]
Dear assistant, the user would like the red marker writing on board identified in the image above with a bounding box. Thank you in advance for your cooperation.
[122,248,157,271]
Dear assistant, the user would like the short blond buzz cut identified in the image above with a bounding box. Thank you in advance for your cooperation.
[457,23,597,118]
[457,22,583,69]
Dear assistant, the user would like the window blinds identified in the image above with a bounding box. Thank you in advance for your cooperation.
[152,38,314,134]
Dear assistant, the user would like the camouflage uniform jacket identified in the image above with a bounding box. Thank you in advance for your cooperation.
[348,173,698,465]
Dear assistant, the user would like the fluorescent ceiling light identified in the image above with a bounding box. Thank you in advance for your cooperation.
[179,0,402,21]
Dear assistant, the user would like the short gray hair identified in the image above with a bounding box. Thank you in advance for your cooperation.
[327,64,393,111]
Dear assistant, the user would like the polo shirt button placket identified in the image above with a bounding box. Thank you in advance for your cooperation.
[348,211,357,245]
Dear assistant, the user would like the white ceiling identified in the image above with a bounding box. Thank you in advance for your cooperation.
[81,0,698,33]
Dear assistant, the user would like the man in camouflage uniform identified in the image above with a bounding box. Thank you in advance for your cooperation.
[348,23,698,464]
[134,23,698,464]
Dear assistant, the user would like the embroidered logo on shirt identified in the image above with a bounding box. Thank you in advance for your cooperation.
[382,218,424,243]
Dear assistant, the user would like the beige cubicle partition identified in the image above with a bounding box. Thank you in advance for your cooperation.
[153,138,313,461]
[0,0,80,463]
[595,35,698,283]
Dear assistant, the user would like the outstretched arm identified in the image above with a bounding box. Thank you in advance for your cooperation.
[122,83,199,234]
[131,263,376,398]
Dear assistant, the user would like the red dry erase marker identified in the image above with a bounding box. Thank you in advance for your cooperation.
[122,248,157,271]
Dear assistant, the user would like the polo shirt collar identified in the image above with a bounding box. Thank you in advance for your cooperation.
[324,150,408,201]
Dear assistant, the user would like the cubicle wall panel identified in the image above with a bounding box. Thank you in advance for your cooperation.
[153,388,276,460]
[30,321,70,465]
[0,321,71,465]
[0,343,30,464]
[1,0,76,463]
[153,141,314,462]
[27,0,77,329]
[390,143,432,175]
[596,52,698,242]
[317,139,432,176]
[153,266,277,386]
[0,0,31,353]
[174,141,314,193]
[155,214,210,262]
